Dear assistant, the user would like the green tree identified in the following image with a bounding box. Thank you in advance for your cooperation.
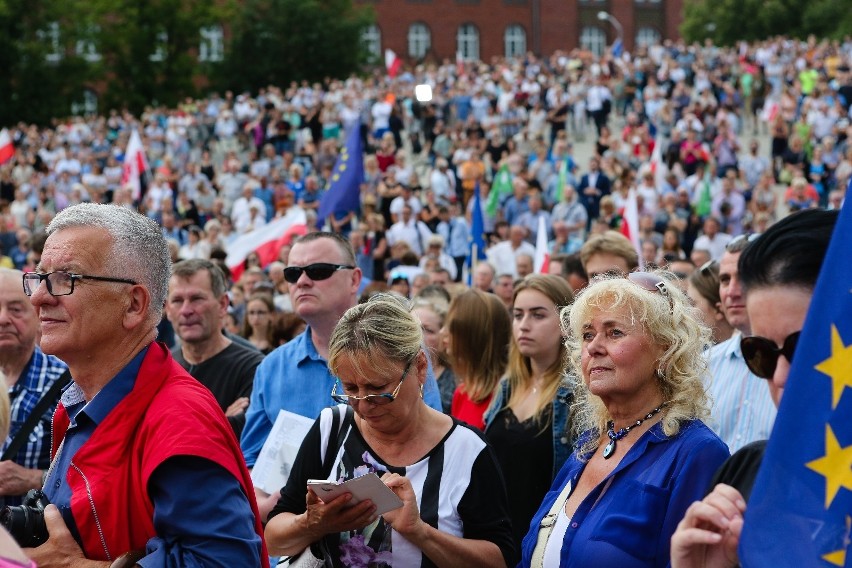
[0,1,93,125]
[681,0,852,45]
[81,0,229,113]
[219,0,374,94]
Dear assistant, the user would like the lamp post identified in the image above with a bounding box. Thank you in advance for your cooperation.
[597,10,624,47]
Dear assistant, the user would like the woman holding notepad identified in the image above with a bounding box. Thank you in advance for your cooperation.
[265,294,515,567]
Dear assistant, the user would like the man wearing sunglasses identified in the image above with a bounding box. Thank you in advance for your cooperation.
[703,233,777,453]
[672,209,839,568]
[240,232,444,519]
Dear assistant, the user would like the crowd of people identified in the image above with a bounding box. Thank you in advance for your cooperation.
[0,34,850,567]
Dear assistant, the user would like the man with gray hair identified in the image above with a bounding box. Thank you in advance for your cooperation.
[167,259,263,437]
[24,203,267,566]
[0,268,68,508]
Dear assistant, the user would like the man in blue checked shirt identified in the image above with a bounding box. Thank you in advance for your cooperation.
[0,268,68,507]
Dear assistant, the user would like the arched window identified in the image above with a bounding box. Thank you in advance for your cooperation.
[75,25,101,63]
[362,24,382,60]
[407,23,431,59]
[200,25,224,62]
[635,27,661,49]
[580,26,607,57]
[149,30,168,62]
[504,24,526,58]
[38,22,62,63]
[457,24,480,60]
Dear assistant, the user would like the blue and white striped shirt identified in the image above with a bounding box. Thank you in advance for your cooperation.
[704,332,777,453]
[1,346,68,507]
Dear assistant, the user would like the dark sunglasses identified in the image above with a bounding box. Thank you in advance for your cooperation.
[283,263,354,284]
[741,331,800,379]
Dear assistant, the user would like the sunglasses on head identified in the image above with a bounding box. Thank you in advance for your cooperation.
[283,263,354,284]
[741,331,800,379]
[698,259,718,276]
[726,233,761,253]
[627,271,673,308]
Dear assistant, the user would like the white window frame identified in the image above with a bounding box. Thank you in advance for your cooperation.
[457,23,479,61]
[408,23,431,59]
[199,25,224,62]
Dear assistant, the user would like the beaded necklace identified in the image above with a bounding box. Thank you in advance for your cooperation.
[602,404,666,459]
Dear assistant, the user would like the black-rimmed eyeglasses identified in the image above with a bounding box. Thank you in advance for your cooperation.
[283,263,354,284]
[23,271,138,297]
[331,356,417,406]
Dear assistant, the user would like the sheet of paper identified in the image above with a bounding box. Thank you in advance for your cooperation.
[250,409,314,494]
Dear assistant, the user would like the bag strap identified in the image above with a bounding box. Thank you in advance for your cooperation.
[320,405,353,479]
[2,369,72,462]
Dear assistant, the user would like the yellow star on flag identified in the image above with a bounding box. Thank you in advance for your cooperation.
[332,174,340,182]
[806,425,852,508]
[339,164,347,172]
[815,325,852,409]
[821,515,851,567]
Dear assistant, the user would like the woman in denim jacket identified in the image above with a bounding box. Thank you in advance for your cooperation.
[484,274,577,550]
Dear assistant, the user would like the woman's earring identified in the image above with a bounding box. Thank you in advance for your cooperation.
[420,384,424,398]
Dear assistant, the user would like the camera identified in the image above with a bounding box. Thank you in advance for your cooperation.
[0,489,50,547]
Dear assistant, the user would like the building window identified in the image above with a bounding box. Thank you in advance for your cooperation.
[635,26,661,48]
[407,23,431,59]
[150,30,168,62]
[457,23,479,60]
[200,25,224,62]
[504,24,526,58]
[71,89,98,116]
[580,26,607,56]
[362,24,382,60]
[38,22,62,63]
[75,25,101,63]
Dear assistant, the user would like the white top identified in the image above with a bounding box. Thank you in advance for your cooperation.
[542,507,572,567]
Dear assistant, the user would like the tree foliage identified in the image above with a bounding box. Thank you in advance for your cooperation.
[217,0,374,94]
[681,0,852,45]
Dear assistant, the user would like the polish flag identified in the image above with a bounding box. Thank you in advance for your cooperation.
[649,137,668,192]
[620,187,644,270]
[534,215,550,274]
[226,207,308,281]
[456,50,465,76]
[385,49,402,78]
[120,130,150,202]
[0,129,14,165]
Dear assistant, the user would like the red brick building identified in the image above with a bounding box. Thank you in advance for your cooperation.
[358,0,684,63]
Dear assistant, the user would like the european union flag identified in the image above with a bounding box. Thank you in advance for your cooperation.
[466,181,487,285]
[317,120,364,222]
[740,199,852,566]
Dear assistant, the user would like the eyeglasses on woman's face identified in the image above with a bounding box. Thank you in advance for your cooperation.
[331,355,417,406]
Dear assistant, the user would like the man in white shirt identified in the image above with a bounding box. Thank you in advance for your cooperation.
[231,182,268,234]
[705,235,777,452]
[486,224,535,279]
[429,158,456,206]
[386,205,433,256]
[692,216,733,261]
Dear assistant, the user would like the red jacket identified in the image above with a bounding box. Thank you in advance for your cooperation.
[52,343,269,565]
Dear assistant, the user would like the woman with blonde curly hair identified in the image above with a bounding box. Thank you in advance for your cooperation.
[519,271,729,568]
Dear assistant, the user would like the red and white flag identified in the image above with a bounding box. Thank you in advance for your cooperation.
[534,215,550,274]
[649,136,668,192]
[384,49,402,78]
[226,208,308,281]
[620,187,644,270]
[120,130,150,202]
[456,51,465,76]
[0,129,14,165]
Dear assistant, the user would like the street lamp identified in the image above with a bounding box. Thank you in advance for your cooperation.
[597,11,624,46]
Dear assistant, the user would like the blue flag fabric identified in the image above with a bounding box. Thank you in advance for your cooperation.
[466,181,488,285]
[612,38,623,59]
[317,121,364,222]
[739,199,852,567]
